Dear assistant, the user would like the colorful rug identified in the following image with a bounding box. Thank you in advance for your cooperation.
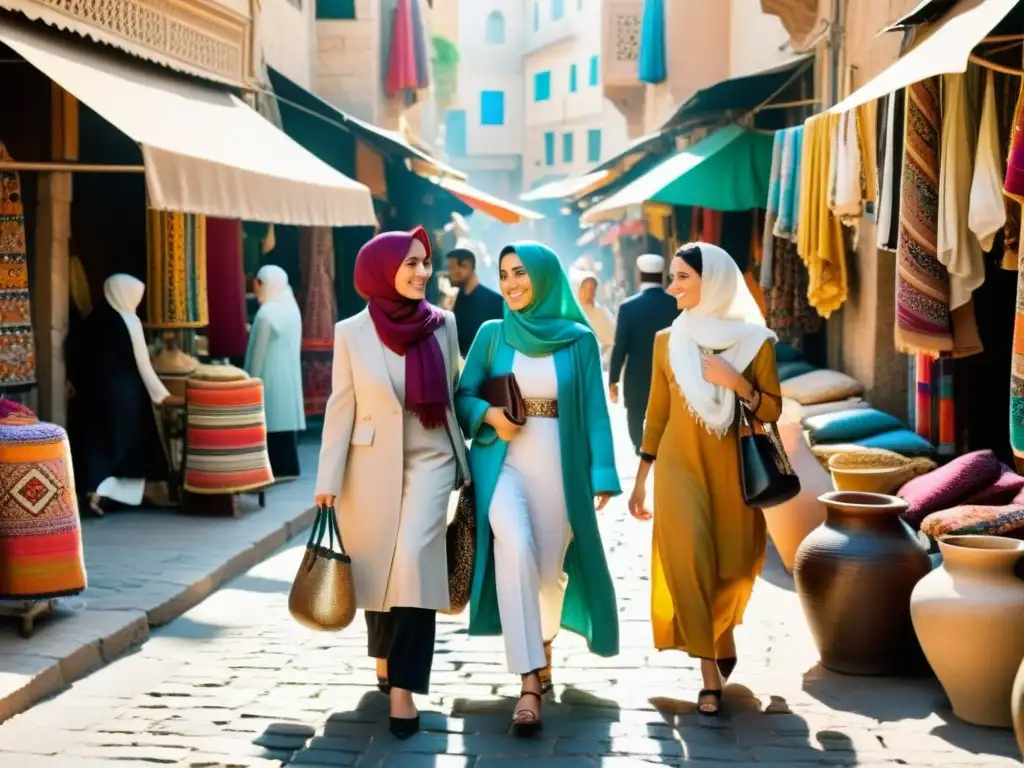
[184,377,274,494]
[299,228,337,418]
[895,77,952,355]
[147,211,209,329]
[0,403,86,600]
[0,143,36,387]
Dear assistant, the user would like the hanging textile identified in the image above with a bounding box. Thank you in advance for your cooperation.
[638,0,667,85]
[876,90,905,251]
[1000,71,1022,271]
[146,211,209,329]
[970,70,1007,253]
[410,0,430,90]
[0,143,36,388]
[938,72,984,313]
[764,240,822,348]
[894,78,952,355]
[205,218,248,359]
[761,130,785,289]
[797,113,847,318]
[774,126,803,241]
[914,354,955,457]
[299,228,338,418]
[1012,240,1024,465]
[385,0,418,96]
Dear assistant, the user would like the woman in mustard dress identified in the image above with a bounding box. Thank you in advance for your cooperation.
[627,242,781,717]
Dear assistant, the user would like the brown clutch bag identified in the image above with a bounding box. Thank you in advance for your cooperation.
[480,373,527,426]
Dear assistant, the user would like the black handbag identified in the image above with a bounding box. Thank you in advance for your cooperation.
[736,395,801,508]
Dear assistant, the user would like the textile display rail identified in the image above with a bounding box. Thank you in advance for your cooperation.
[0,599,56,638]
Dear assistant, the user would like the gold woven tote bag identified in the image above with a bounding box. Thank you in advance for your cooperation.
[288,505,356,631]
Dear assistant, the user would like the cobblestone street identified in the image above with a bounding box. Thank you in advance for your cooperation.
[0,408,1019,767]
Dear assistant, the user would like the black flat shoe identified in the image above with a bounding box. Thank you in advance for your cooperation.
[697,689,723,717]
[716,657,737,682]
[377,676,391,695]
[388,714,419,740]
[510,690,543,738]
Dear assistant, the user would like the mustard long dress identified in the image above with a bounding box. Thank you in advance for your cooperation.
[640,333,782,659]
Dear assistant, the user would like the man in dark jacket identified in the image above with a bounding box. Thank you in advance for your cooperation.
[609,253,680,454]
[447,247,505,358]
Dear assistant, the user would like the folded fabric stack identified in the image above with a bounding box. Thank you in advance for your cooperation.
[897,450,1024,540]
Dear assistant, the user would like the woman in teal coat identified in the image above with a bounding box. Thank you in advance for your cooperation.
[455,242,620,737]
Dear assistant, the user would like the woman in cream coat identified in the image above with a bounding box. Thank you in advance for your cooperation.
[315,228,469,740]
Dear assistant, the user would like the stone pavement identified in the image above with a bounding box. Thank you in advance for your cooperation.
[0,441,319,722]
[0,408,1020,767]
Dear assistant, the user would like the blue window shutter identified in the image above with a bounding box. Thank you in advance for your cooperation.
[589,55,599,86]
[480,91,505,126]
[587,129,601,162]
[533,1,539,30]
[544,132,555,166]
[569,64,577,93]
[446,110,468,157]
[533,71,551,102]
[316,0,355,19]
[563,132,574,163]
[552,0,564,20]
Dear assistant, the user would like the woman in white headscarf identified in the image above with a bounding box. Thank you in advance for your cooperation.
[626,243,781,717]
[573,271,616,363]
[245,265,306,479]
[66,274,181,516]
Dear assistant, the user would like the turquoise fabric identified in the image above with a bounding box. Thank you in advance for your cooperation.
[500,242,592,355]
[857,429,937,458]
[775,342,805,363]
[455,319,621,657]
[638,0,666,85]
[244,298,306,434]
[777,360,816,381]
[805,408,906,444]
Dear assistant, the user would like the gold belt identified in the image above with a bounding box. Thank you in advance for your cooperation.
[524,398,558,418]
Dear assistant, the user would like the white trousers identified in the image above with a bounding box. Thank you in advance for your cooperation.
[489,464,572,674]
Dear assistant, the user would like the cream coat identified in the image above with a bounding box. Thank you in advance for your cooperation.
[314,308,469,612]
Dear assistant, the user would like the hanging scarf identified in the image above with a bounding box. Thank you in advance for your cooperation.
[761,129,785,289]
[895,77,953,355]
[499,242,592,355]
[355,228,447,429]
[668,243,777,436]
[970,70,1007,253]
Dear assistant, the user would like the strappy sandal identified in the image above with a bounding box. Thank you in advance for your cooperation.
[539,641,553,694]
[87,493,105,518]
[716,657,737,682]
[510,678,543,738]
[697,689,723,717]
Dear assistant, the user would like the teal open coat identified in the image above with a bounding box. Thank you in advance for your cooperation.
[454,319,621,657]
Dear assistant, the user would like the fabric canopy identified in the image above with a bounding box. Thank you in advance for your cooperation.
[882,0,958,32]
[0,18,376,227]
[830,0,1017,114]
[436,178,543,224]
[581,125,774,226]
[520,172,610,202]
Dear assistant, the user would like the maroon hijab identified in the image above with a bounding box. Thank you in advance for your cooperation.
[354,227,448,429]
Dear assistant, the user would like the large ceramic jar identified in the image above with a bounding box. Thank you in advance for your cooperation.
[793,491,931,675]
[911,535,1024,727]
[1012,656,1024,758]
[764,420,830,572]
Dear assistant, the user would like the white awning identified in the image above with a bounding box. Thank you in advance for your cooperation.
[520,172,610,202]
[830,0,1017,114]
[0,18,376,228]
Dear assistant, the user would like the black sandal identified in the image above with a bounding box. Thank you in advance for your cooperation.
[697,689,723,717]
[510,690,543,737]
[377,676,391,695]
[716,657,737,682]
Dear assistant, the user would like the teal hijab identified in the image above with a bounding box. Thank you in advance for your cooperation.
[500,242,592,355]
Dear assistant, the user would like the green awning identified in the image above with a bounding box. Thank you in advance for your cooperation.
[580,125,774,225]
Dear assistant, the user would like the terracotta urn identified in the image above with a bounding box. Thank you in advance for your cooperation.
[764,420,829,572]
[1013,656,1024,757]
[911,535,1024,727]
[793,491,931,675]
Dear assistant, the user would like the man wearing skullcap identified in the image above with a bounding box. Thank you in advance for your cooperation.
[609,253,679,454]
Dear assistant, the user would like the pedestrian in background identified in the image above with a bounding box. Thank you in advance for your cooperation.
[313,228,469,740]
[627,243,781,717]
[608,254,679,453]
[446,246,504,359]
[573,270,616,366]
[455,242,620,738]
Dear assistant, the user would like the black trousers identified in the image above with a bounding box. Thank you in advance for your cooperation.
[267,431,300,479]
[365,607,436,695]
[626,405,646,455]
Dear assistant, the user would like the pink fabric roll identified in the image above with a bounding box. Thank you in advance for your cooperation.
[205,218,248,359]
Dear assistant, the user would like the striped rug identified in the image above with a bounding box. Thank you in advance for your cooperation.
[184,378,274,494]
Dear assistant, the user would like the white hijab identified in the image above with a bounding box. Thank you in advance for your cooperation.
[104,274,170,404]
[256,264,293,305]
[668,243,776,436]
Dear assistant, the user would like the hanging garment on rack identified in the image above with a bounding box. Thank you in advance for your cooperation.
[969,70,1008,253]
[876,90,905,251]
[774,126,803,242]
[895,77,953,355]
[913,354,954,456]
[764,239,822,348]
[299,228,338,418]
[205,219,248,359]
[761,130,785,289]
[0,143,36,388]
[1012,246,1024,465]
[146,211,209,329]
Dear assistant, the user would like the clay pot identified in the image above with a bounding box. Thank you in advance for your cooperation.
[1012,656,1024,757]
[829,465,915,495]
[911,535,1024,727]
[763,420,829,572]
[793,491,931,675]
